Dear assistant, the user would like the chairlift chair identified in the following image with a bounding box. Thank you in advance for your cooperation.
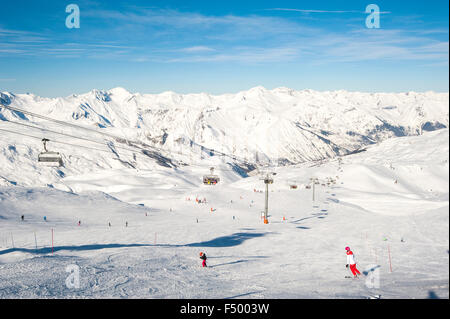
[203,167,220,185]
[38,138,63,167]
[288,179,298,189]
[262,174,274,185]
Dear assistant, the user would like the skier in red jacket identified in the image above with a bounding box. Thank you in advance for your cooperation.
[200,252,207,267]
[346,246,361,278]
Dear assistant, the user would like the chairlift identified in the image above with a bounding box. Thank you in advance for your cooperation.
[288,179,298,189]
[262,174,274,185]
[38,138,63,167]
[203,167,220,185]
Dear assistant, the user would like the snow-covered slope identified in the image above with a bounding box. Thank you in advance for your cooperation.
[0,128,448,299]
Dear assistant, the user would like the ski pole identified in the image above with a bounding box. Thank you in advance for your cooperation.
[388,245,393,273]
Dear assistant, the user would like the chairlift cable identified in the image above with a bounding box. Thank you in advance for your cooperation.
[0,128,130,155]
[0,104,169,156]
[2,119,162,156]
[0,104,257,167]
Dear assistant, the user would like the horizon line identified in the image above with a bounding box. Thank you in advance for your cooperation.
[2,86,449,99]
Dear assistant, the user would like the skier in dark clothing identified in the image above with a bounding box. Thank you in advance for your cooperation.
[21,215,24,221]
[200,252,207,267]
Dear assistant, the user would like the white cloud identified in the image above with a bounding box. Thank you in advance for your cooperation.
[166,46,300,63]
[179,46,216,53]
[0,8,446,66]
[266,8,391,14]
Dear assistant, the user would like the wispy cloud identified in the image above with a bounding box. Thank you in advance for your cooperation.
[0,7,446,67]
[0,48,26,54]
[266,8,392,14]
[167,46,300,63]
[0,27,135,59]
[267,8,361,13]
[0,28,49,43]
[179,46,216,53]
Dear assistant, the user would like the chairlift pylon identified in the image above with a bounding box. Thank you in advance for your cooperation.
[38,138,63,167]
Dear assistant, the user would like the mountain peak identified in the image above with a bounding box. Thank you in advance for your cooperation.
[247,86,268,93]
[108,87,131,97]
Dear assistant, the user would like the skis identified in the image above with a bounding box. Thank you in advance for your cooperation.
[346,266,354,278]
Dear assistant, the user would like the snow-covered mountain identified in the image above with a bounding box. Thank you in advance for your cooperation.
[0,87,448,187]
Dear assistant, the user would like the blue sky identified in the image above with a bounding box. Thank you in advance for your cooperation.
[0,0,448,97]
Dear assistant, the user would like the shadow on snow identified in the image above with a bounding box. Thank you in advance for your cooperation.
[186,232,266,248]
[0,232,266,255]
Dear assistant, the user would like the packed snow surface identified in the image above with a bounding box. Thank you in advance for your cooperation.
[0,121,448,299]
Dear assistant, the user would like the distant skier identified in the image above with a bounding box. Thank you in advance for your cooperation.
[78,220,81,226]
[345,246,361,278]
[108,222,111,227]
[200,252,207,267]
[125,221,128,227]
[21,215,24,221]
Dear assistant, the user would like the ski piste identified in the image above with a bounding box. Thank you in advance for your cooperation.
[0,90,448,299]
